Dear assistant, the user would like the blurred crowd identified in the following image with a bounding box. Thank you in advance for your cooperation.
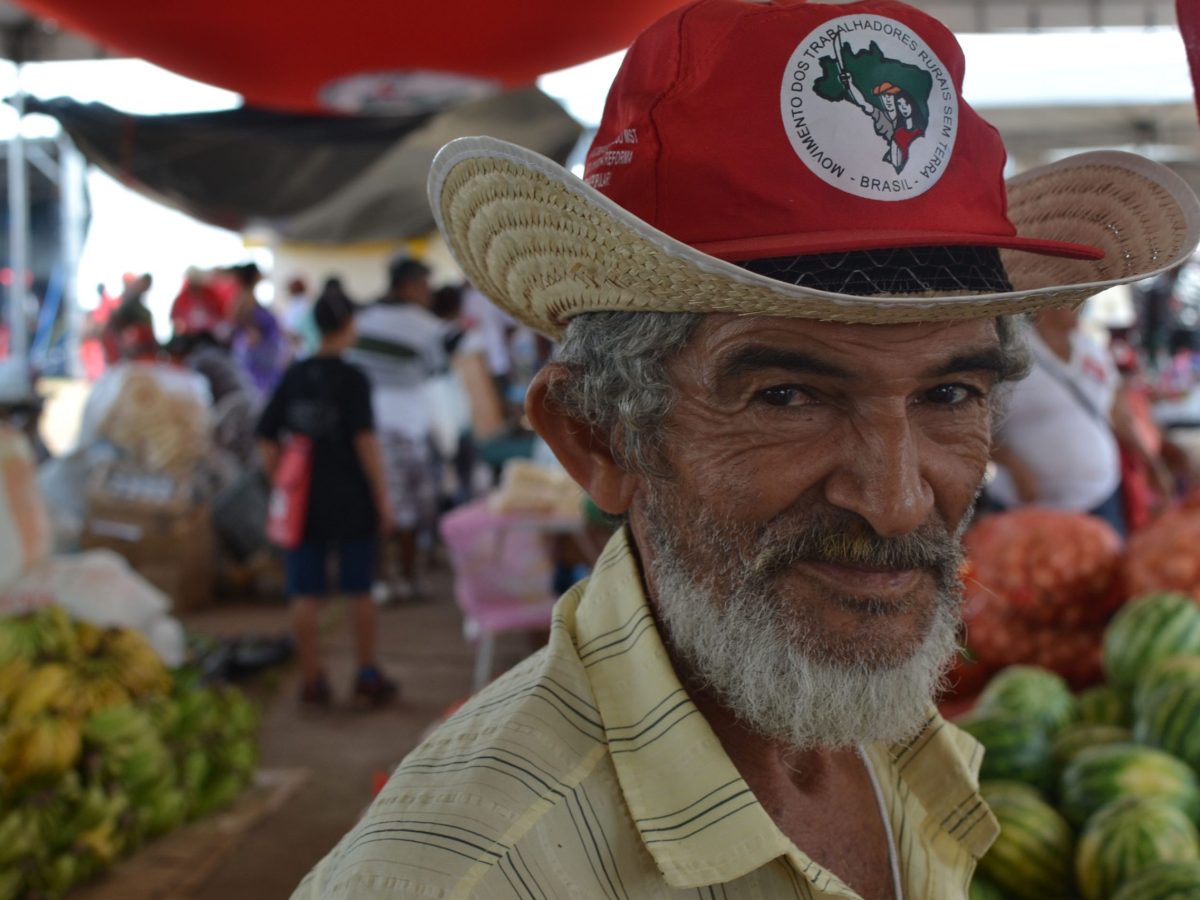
[76,254,548,600]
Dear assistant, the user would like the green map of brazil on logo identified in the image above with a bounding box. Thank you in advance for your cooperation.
[814,38,934,175]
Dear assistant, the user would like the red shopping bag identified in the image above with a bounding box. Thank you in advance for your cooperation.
[266,434,313,549]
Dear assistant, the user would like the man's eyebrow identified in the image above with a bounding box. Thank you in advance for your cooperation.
[715,345,851,383]
[928,346,1008,378]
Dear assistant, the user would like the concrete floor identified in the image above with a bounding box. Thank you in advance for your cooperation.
[178,567,532,900]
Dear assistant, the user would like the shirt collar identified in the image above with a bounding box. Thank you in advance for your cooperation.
[569,528,997,889]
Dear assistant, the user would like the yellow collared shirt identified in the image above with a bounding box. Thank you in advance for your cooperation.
[292,529,998,899]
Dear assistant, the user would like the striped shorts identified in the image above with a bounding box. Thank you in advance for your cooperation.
[379,431,437,530]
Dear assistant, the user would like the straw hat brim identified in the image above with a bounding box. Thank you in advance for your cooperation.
[428,136,1200,339]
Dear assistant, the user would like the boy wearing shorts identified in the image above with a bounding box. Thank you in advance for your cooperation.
[257,288,398,707]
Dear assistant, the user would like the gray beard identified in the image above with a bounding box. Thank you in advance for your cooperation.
[643,490,965,751]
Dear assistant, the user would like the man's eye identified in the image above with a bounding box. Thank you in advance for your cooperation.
[923,383,981,406]
[759,385,813,407]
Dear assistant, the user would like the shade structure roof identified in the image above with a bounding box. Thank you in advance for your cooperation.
[23,87,581,244]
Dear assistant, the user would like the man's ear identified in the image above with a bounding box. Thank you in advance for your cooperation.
[525,364,640,516]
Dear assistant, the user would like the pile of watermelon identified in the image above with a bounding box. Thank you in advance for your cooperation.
[959,591,1200,899]
[958,509,1124,692]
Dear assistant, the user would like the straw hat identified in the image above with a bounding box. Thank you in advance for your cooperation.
[428,0,1200,340]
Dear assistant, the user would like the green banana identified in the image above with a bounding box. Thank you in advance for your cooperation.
[0,865,24,900]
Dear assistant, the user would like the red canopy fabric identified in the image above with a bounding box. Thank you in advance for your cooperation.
[1182,0,1200,124]
[14,0,685,113]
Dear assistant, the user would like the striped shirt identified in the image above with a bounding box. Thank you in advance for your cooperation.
[291,529,999,899]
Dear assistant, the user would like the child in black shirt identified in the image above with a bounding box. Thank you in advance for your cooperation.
[257,282,397,707]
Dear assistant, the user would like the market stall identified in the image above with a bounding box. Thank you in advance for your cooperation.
[944,502,1200,898]
[0,424,262,898]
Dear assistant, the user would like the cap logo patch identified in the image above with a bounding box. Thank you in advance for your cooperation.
[780,15,958,201]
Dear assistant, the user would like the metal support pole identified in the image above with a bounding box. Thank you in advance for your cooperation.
[59,134,86,377]
[6,73,29,378]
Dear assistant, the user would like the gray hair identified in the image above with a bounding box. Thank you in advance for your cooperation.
[544,311,1031,476]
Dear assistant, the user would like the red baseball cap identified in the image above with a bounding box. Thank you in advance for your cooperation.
[583,0,1103,263]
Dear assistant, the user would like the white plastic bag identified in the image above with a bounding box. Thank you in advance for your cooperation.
[6,550,168,627]
[0,550,185,665]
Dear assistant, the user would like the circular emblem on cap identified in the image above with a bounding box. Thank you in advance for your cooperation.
[779,15,958,202]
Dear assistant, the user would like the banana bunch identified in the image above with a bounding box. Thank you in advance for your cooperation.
[0,715,84,787]
[0,805,41,869]
[218,683,262,738]
[0,604,265,898]
[70,674,132,718]
[61,775,129,843]
[83,705,175,805]
[0,606,75,667]
[170,682,224,742]
[0,658,29,716]
[177,744,210,798]
[213,736,258,781]
[74,814,124,867]
[0,868,22,900]
[192,770,246,818]
[83,704,159,759]
[6,663,79,720]
[22,851,81,900]
[137,783,189,838]
[100,627,169,699]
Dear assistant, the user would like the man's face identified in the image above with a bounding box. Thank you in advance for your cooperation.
[630,314,1003,746]
[881,92,896,114]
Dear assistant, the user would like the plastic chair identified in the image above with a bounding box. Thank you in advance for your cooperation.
[439,497,563,691]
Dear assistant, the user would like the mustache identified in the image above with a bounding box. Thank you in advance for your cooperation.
[748,513,963,580]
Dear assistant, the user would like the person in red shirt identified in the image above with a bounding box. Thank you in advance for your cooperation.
[170,267,226,337]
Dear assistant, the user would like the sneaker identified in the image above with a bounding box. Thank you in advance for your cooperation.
[353,665,399,708]
[299,674,333,708]
[372,578,419,606]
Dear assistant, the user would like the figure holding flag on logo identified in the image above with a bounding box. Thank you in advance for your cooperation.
[840,71,897,143]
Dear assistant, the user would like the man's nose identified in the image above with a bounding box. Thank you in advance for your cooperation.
[821,414,935,538]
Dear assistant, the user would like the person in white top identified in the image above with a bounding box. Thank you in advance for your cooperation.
[461,286,515,384]
[988,306,1126,533]
[347,257,447,600]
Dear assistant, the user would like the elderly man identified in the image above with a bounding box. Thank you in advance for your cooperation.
[292,1,1197,897]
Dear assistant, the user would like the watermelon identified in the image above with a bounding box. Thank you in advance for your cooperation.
[979,781,1074,899]
[968,876,1008,900]
[1103,593,1200,691]
[1059,743,1200,828]
[976,665,1079,735]
[957,708,1053,790]
[1051,723,1131,774]
[1135,680,1200,770]
[1076,798,1200,900]
[1110,860,1200,900]
[1078,685,1132,728]
[1134,654,1200,716]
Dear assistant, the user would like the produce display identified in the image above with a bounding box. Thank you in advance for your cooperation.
[958,510,1123,689]
[0,605,259,899]
[966,592,1200,899]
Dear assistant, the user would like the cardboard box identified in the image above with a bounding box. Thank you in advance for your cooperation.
[81,466,215,612]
